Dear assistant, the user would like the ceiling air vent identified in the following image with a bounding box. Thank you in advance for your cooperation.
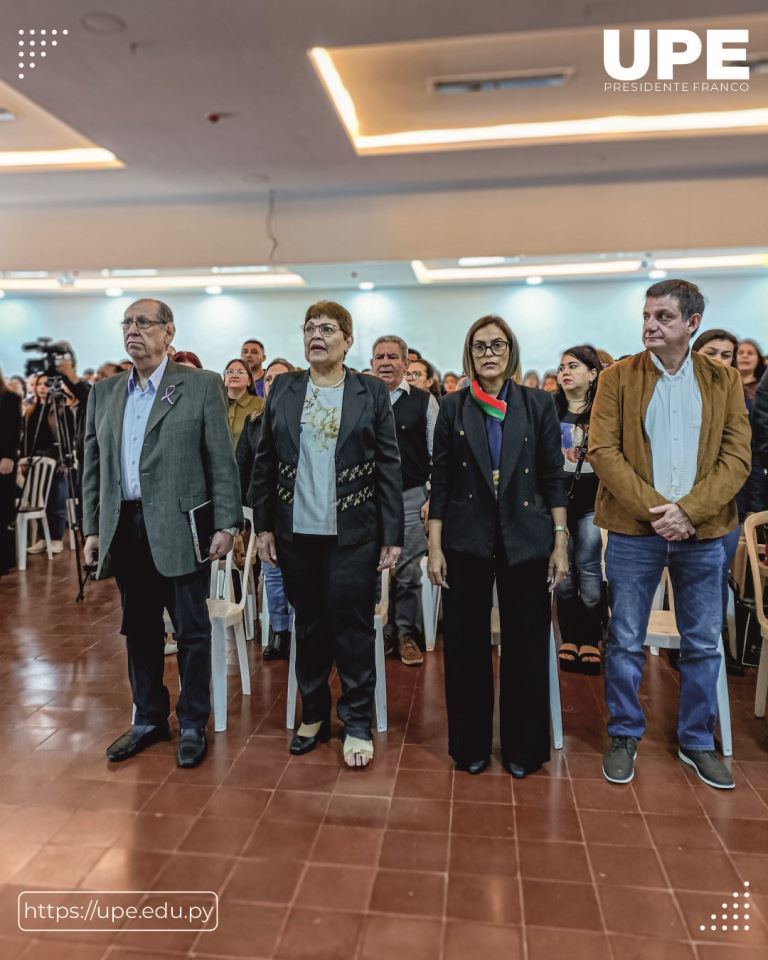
[430,68,573,95]
[0,108,16,122]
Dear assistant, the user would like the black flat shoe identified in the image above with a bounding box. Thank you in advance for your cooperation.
[263,629,291,662]
[290,720,331,756]
[502,759,542,779]
[464,758,490,775]
[177,728,207,768]
[106,724,171,762]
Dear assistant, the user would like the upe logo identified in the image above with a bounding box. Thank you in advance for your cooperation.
[604,29,749,81]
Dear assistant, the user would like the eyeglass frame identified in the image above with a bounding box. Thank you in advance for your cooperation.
[120,318,169,332]
[302,321,342,338]
[470,338,510,358]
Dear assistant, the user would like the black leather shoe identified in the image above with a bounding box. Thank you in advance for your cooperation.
[463,758,490,775]
[177,728,207,768]
[503,759,542,779]
[106,725,171,762]
[263,629,291,662]
[290,720,331,756]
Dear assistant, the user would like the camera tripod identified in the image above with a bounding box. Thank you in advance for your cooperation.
[17,376,90,601]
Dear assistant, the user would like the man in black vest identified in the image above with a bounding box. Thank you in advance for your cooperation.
[371,335,438,665]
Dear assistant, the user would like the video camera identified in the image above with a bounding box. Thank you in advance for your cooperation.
[22,337,70,380]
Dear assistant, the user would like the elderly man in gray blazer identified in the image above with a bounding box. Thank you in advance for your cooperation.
[83,299,242,768]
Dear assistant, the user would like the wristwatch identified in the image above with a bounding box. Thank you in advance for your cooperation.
[553,524,570,537]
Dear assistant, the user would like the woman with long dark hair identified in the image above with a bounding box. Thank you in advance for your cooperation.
[428,315,568,777]
[553,345,603,674]
[0,369,22,576]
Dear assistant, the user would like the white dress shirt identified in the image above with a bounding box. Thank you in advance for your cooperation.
[644,350,702,503]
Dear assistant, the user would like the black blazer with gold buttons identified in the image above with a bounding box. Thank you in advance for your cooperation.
[429,382,567,564]
[249,368,404,547]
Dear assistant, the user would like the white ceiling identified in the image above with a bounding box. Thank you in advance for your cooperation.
[0,0,767,269]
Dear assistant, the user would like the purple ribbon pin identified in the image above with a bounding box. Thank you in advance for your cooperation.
[161,385,176,405]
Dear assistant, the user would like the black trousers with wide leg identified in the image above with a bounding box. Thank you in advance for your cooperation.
[111,501,212,730]
[442,546,552,770]
[277,534,379,740]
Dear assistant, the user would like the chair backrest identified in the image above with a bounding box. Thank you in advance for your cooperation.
[17,456,57,512]
[743,511,768,633]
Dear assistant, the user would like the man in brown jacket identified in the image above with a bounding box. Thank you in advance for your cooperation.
[589,279,751,790]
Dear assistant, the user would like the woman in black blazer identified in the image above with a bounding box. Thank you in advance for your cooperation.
[0,369,23,576]
[428,315,568,777]
[250,301,404,768]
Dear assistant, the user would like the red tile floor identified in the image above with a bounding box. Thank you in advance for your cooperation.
[0,550,767,959]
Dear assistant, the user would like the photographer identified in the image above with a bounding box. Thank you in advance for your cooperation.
[22,375,75,555]
[0,369,22,576]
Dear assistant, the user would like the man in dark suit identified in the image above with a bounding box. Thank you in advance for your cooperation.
[83,299,242,768]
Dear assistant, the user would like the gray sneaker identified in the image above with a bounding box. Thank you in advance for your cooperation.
[602,736,638,784]
[678,748,735,790]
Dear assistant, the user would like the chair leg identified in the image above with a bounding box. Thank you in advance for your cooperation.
[17,515,28,572]
[233,621,251,696]
[210,619,228,733]
[754,632,768,719]
[725,586,738,660]
[716,639,733,756]
[421,571,435,652]
[549,624,564,750]
[261,598,271,648]
[244,583,255,641]
[374,615,388,733]
[286,627,298,729]
[41,516,53,560]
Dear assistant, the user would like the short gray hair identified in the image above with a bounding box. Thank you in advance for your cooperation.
[371,335,408,360]
[130,298,174,326]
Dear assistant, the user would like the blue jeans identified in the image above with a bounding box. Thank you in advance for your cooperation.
[605,532,725,751]
[556,511,603,608]
[264,561,293,633]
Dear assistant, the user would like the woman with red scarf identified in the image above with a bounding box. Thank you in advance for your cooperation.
[428,316,568,777]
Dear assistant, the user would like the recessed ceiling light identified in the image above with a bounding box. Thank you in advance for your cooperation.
[0,109,15,122]
[648,269,668,280]
[458,257,506,267]
[358,281,375,291]
[526,276,544,285]
[80,12,127,33]
[210,265,269,274]
[0,148,121,170]
[0,290,5,299]
[109,268,159,277]
[105,287,124,297]
[7,270,49,279]
[205,285,223,295]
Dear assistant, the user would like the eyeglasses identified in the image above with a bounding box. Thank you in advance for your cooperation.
[303,321,340,338]
[405,371,425,381]
[471,339,509,358]
[224,369,247,377]
[120,318,168,331]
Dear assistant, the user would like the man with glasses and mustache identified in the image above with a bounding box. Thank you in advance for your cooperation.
[83,299,242,769]
[371,335,439,666]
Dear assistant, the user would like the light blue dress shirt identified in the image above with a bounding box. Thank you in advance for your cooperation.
[120,356,169,501]
[644,350,702,503]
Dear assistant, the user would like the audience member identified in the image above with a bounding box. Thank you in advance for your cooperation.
[737,338,766,403]
[238,357,297,662]
[407,357,441,403]
[428,315,568,777]
[224,358,264,448]
[250,301,403,768]
[371,335,438,666]
[174,351,203,369]
[542,369,559,392]
[407,348,422,363]
[241,339,267,397]
[590,279,751,790]
[554,345,603,674]
[523,369,541,389]
[595,349,615,368]
[753,369,768,470]
[0,369,22,577]
[95,363,123,382]
[83,298,241,770]
[8,375,27,399]
[442,372,459,394]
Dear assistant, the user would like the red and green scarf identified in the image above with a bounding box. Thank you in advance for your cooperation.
[470,380,507,420]
[470,380,508,487]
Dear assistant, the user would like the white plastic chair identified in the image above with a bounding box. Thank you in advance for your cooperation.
[420,555,441,652]
[15,456,57,570]
[287,570,389,733]
[743,512,768,718]
[645,568,733,756]
[208,507,256,732]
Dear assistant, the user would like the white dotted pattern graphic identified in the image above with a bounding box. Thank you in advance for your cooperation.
[16,27,68,79]
[698,883,751,935]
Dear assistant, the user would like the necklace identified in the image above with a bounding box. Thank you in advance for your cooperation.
[310,370,346,390]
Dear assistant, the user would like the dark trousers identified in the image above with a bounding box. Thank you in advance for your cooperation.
[443,550,551,769]
[0,472,17,575]
[112,502,212,729]
[277,534,379,740]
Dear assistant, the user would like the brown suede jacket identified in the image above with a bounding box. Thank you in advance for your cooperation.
[588,350,751,538]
